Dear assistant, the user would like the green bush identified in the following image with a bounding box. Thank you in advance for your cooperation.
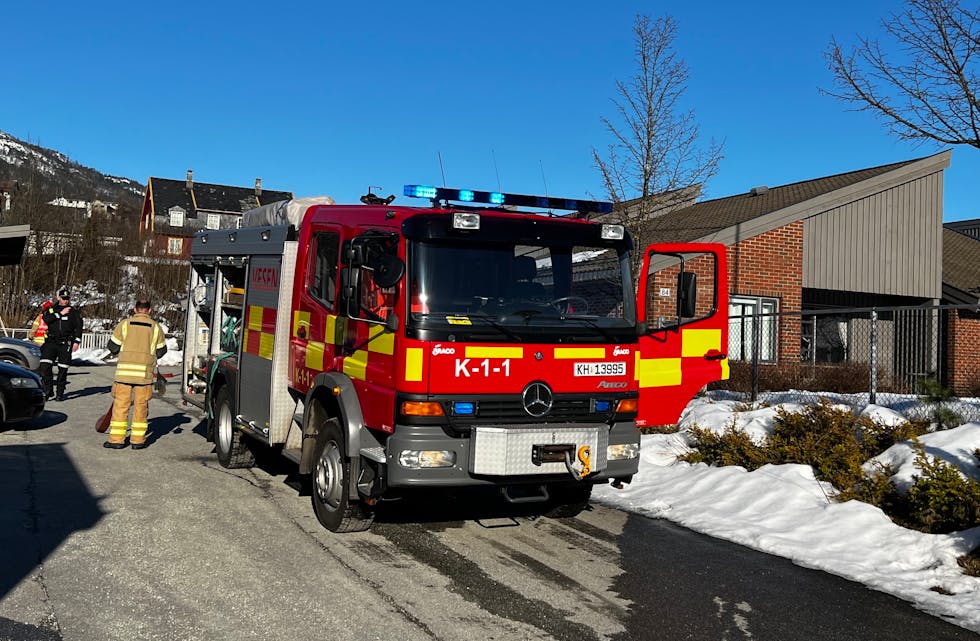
[902,441,980,533]
[680,424,766,469]
[682,403,980,541]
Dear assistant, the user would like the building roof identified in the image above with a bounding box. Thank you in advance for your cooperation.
[0,224,29,266]
[637,154,946,244]
[147,177,293,218]
[942,227,980,304]
[944,218,980,241]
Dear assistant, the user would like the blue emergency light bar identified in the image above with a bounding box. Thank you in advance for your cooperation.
[403,184,613,214]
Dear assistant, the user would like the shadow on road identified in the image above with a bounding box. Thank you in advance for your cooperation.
[2,410,68,432]
[0,442,104,600]
[62,385,111,401]
[146,413,194,446]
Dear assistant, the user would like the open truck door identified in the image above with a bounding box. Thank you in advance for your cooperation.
[635,243,728,427]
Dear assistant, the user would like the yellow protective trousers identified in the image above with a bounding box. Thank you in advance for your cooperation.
[107,382,153,445]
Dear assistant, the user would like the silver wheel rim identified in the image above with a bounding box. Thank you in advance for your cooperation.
[314,440,343,510]
[217,401,232,454]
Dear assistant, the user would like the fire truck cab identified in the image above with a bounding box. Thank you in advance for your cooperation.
[183,187,728,532]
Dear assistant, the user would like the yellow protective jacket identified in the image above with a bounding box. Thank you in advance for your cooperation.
[108,313,167,385]
[30,313,47,345]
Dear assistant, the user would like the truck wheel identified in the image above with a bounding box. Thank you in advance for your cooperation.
[544,483,593,519]
[311,418,374,533]
[213,386,255,469]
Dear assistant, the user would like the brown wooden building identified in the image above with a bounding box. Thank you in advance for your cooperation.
[139,171,293,259]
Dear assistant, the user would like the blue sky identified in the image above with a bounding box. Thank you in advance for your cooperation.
[4,1,976,220]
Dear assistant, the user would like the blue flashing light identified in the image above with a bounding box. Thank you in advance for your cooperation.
[402,184,612,213]
[404,185,438,199]
[593,400,612,413]
[453,401,476,416]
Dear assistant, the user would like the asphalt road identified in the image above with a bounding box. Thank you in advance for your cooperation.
[1,364,976,641]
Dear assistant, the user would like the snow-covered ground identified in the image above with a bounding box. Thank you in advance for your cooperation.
[76,344,980,632]
[595,394,980,633]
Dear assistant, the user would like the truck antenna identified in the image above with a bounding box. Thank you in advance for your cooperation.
[437,152,447,187]
[491,149,502,192]
[539,160,550,197]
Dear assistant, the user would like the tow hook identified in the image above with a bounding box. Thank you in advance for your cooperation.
[562,445,592,481]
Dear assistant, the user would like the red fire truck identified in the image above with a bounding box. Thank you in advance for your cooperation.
[182,186,728,532]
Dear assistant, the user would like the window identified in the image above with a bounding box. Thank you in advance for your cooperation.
[169,206,185,227]
[729,295,778,362]
[309,232,340,311]
[206,213,221,229]
[167,237,183,255]
[360,268,396,322]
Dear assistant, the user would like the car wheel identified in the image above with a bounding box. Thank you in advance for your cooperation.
[310,418,374,532]
[0,352,27,369]
[212,386,255,469]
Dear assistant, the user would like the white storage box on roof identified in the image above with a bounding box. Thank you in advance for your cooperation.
[240,196,335,228]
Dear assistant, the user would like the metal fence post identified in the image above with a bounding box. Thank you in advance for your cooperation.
[869,309,877,405]
[751,309,761,402]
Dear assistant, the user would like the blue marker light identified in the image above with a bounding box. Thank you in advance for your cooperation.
[593,400,611,412]
[404,185,438,199]
[453,401,476,415]
[458,190,475,202]
[489,192,505,205]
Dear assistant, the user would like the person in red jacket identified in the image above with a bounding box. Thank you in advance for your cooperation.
[29,300,53,345]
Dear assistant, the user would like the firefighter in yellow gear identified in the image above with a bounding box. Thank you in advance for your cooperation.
[103,299,167,449]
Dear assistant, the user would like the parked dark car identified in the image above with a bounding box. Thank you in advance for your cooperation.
[0,336,42,372]
[0,360,45,425]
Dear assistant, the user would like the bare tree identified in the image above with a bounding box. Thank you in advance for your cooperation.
[593,14,723,278]
[825,0,980,148]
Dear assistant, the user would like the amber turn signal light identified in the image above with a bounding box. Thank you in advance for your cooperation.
[615,398,638,413]
[401,401,445,416]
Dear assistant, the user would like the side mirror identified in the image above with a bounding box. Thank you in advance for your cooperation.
[340,266,359,317]
[677,271,697,318]
[371,253,405,289]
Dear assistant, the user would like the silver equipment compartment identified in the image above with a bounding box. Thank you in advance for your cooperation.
[470,425,608,476]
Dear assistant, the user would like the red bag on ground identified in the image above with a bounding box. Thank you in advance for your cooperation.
[95,405,112,433]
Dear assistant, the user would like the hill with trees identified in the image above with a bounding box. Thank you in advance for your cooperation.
[0,130,182,331]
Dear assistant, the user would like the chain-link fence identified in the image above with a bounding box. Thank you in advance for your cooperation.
[715,303,980,424]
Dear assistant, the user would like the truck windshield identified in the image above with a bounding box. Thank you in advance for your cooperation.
[407,239,636,342]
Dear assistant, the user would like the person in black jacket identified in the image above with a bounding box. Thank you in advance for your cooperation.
[40,287,83,401]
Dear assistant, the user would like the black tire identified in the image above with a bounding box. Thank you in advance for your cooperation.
[0,352,27,369]
[544,483,593,518]
[212,386,255,469]
[310,418,374,533]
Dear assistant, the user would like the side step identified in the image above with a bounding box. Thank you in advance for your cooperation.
[500,485,550,504]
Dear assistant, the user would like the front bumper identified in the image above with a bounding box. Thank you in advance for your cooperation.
[383,420,640,488]
[2,387,45,422]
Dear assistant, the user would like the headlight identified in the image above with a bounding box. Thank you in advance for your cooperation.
[607,443,639,460]
[398,450,456,468]
[11,377,40,388]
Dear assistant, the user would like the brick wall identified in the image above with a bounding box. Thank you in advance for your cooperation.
[728,221,803,362]
[947,308,980,396]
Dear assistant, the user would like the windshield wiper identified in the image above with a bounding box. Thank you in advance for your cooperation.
[465,312,522,341]
[560,315,616,341]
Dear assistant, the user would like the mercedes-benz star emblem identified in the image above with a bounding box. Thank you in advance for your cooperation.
[522,382,553,417]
